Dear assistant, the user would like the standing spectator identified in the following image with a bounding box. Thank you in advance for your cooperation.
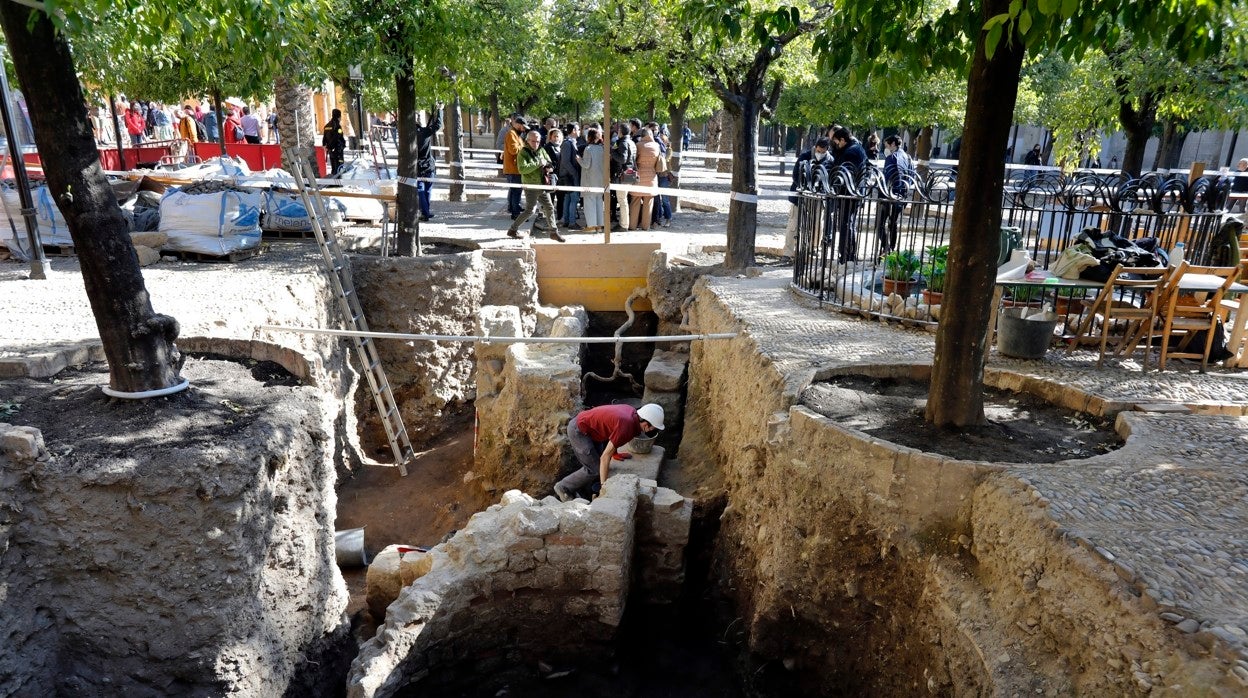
[629,128,661,231]
[651,129,673,227]
[830,125,867,263]
[321,108,346,176]
[610,123,636,227]
[559,123,582,228]
[579,127,606,231]
[223,108,245,145]
[1231,157,1248,213]
[877,134,916,256]
[681,125,692,152]
[151,102,173,141]
[124,102,146,145]
[173,108,198,144]
[1023,143,1043,166]
[494,114,514,164]
[543,128,564,228]
[865,131,880,160]
[785,137,832,258]
[507,129,565,242]
[414,103,443,221]
[202,105,219,143]
[502,116,527,219]
[240,106,261,144]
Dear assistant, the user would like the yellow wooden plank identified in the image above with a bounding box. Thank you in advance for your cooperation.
[539,277,652,312]
[534,242,661,279]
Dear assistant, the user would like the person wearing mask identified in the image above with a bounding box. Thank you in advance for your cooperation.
[321,108,346,176]
[1231,158,1248,213]
[650,126,673,228]
[502,116,527,219]
[628,128,661,231]
[223,108,245,146]
[173,108,199,144]
[507,129,566,242]
[414,103,444,221]
[558,123,582,228]
[877,134,917,256]
[830,126,867,263]
[553,403,664,502]
[541,128,564,230]
[124,102,146,145]
[784,137,833,259]
[579,127,606,231]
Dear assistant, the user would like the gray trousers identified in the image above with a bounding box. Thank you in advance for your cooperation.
[556,418,604,495]
[511,188,557,235]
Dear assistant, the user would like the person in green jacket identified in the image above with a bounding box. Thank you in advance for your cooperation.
[507,129,566,242]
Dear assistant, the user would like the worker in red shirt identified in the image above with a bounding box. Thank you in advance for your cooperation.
[554,403,664,502]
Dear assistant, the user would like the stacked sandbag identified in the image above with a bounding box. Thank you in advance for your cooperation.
[0,185,74,248]
[261,190,346,232]
[159,181,261,256]
[323,185,385,222]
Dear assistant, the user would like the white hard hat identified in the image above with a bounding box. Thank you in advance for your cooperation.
[636,403,665,431]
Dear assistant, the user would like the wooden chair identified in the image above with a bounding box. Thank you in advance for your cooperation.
[1215,258,1248,368]
[1158,262,1242,372]
[1065,264,1172,367]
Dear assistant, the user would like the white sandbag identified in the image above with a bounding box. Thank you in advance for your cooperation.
[261,190,345,231]
[325,185,385,222]
[159,189,262,255]
[163,156,252,181]
[32,186,73,245]
[337,158,378,183]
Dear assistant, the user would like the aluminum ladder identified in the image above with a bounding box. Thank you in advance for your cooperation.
[368,125,392,179]
[283,146,413,475]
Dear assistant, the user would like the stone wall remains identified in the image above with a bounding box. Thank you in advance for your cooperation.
[349,473,691,697]
[351,249,539,451]
[472,304,586,497]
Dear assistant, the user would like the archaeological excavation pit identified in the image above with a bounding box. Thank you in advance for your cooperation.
[5,245,1246,697]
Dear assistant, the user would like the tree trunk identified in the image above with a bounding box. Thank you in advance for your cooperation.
[274,75,316,175]
[0,3,182,393]
[924,0,1026,427]
[915,125,933,160]
[489,92,501,134]
[724,98,759,269]
[1153,120,1187,170]
[716,110,735,173]
[1118,92,1158,177]
[342,79,362,150]
[394,60,420,256]
[447,95,465,202]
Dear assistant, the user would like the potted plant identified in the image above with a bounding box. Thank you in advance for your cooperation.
[922,244,949,305]
[882,249,922,296]
[1003,284,1045,307]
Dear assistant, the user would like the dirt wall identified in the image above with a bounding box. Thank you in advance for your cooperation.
[680,277,1239,696]
[351,249,539,451]
[0,360,349,695]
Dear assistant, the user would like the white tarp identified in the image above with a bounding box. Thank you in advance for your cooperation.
[159,189,262,255]
[1,185,74,249]
[325,185,385,222]
[261,190,345,232]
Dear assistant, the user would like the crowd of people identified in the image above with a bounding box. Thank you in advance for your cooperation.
[499,115,680,240]
[90,98,280,148]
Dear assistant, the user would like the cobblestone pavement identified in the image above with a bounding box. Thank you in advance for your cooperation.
[701,269,1248,666]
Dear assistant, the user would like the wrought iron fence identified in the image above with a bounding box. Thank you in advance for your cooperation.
[791,163,1235,325]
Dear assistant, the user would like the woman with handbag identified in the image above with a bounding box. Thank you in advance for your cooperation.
[629,129,661,230]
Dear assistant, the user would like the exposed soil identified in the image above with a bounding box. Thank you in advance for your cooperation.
[353,241,473,256]
[801,375,1121,463]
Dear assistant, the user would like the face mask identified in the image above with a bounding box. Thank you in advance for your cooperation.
[813,150,827,161]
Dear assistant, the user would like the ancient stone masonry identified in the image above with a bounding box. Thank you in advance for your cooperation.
[472,304,586,496]
[350,474,692,697]
[643,348,689,448]
[680,273,1248,696]
[0,386,348,695]
[351,248,540,450]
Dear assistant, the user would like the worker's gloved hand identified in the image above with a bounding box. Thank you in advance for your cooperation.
[612,452,632,461]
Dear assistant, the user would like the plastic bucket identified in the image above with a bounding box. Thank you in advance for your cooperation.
[334,527,368,568]
[998,308,1060,359]
[629,433,656,454]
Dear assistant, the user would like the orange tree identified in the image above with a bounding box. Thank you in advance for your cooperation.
[813,0,1238,426]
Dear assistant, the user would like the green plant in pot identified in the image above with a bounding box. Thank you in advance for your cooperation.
[1004,284,1044,306]
[923,244,949,304]
[882,249,922,296]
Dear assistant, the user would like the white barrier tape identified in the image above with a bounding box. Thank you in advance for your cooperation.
[393,174,791,202]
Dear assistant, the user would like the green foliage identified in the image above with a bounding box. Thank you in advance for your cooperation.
[925,244,950,291]
[883,249,923,281]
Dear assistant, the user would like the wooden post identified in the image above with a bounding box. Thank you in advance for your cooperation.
[603,83,611,244]
[1174,160,1205,247]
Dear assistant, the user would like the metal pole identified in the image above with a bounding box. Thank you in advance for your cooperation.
[108,94,126,170]
[603,82,611,244]
[0,47,49,279]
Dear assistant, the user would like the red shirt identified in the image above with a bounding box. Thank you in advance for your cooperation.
[124,111,145,136]
[575,404,641,447]
[224,115,244,144]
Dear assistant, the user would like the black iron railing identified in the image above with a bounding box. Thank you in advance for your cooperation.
[791,163,1234,325]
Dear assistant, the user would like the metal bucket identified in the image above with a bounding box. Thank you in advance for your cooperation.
[334,527,368,568]
[628,433,657,454]
[998,308,1060,359]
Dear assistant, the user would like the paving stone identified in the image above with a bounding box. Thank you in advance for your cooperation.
[644,349,688,392]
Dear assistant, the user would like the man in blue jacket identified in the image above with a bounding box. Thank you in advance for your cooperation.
[415,103,443,221]
[830,126,867,263]
[877,135,916,255]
